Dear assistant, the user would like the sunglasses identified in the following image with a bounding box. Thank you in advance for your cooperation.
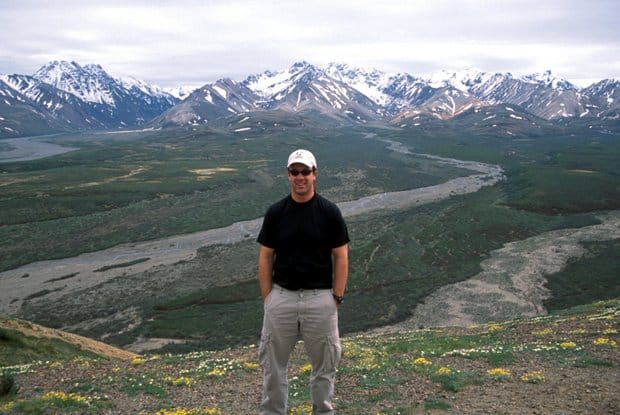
[288,168,314,176]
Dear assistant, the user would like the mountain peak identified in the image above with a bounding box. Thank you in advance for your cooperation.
[33,60,117,105]
[426,68,492,91]
[290,61,316,71]
[34,60,81,80]
[521,70,576,90]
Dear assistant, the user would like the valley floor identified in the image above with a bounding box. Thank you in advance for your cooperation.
[2,150,619,352]
[0,154,503,317]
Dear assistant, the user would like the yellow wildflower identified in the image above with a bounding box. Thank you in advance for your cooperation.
[289,403,313,415]
[413,357,432,366]
[520,371,545,384]
[532,328,553,336]
[41,390,89,404]
[435,367,452,376]
[154,407,222,415]
[163,375,193,387]
[298,363,313,374]
[559,341,577,349]
[207,367,226,377]
[487,368,511,377]
[242,361,260,371]
[593,337,617,347]
[131,356,146,365]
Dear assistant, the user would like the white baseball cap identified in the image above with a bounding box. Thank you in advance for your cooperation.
[287,149,317,169]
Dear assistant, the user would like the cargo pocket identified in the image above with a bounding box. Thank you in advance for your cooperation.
[327,335,342,369]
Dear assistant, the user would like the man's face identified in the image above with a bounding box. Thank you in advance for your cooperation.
[287,163,316,198]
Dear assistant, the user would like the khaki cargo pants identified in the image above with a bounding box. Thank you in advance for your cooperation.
[259,284,342,415]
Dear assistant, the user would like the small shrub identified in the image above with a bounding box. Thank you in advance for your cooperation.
[430,367,481,392]
[0,373,16,396]
[425,397,451,410]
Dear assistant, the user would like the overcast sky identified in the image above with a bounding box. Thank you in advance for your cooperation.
[1,0,618,88]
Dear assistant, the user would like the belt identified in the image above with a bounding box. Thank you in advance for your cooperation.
[273,283,330,292]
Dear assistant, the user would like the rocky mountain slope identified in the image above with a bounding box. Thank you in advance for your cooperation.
[1,60,618,138]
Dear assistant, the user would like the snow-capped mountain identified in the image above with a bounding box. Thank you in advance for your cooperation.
[325,65,598,123]
[0,61,179,137]
[153,61,384,127]
[245,61,382,122]
[33,61,179,125]
[581,79,620,119]
[1,60,618,138]
[150,78,258,127]
[34,61,116,106]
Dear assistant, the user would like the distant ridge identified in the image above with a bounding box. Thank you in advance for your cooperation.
[1,60,619,138]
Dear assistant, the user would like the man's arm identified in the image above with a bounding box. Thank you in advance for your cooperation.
[258,244,275,300]
[331,243,349,300]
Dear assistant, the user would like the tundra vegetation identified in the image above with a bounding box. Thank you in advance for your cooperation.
[0,120,619,353]
[0,300,618,414]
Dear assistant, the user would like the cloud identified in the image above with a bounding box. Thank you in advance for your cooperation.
[0,0,618,88]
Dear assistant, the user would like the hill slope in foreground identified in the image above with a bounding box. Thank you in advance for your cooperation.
[1,300,618,415]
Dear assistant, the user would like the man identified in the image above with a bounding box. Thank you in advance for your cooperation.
[257,149,350,415]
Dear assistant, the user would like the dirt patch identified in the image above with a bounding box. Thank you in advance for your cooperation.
[568,169,596,174]
[126,337,190,353]
[189,167,236,180]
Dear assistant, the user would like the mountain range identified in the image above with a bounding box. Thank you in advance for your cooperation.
[1,60,618,138]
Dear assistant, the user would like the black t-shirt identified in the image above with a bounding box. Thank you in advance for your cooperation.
[257,193,350,290]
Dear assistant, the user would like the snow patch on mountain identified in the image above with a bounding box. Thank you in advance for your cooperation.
[164,85,199,100]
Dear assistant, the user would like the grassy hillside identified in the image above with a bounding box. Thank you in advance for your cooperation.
[0,316,137,366]
[1,299,618,414]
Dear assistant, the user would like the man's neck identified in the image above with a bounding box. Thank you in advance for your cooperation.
[291,190,315,203]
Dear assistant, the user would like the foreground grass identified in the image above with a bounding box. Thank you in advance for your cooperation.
[2,299,618,414]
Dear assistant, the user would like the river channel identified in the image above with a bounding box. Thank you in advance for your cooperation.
[0,135,78,163]
[0,151,504,314]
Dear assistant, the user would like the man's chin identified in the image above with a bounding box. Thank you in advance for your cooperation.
[293,185,313,197]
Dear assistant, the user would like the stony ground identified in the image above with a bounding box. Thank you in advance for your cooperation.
[5,301,618,415]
